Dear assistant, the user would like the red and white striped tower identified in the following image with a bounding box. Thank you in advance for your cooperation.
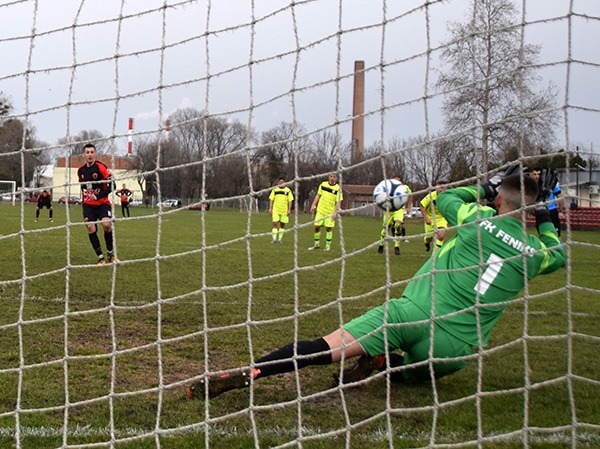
[165,119,171,141]
[127,117,134,155]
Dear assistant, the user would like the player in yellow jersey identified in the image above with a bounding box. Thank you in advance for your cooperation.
[308,173,343,251]
[377,177,412,256]
[268,177,294,243]
[419,185,447,252]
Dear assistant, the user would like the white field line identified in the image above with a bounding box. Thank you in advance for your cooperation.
[0,425,598,446]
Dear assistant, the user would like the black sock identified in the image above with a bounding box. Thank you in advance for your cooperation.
[104,230,113,253]
[379,353,405,383]
[88,233,103,257]
[255,338,332,378]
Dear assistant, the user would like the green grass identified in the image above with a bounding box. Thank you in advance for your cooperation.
[0,202,598,448]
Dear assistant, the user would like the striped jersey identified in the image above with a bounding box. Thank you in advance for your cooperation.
[77,161,113,206]
[420,190,444,222]
[383,184,412,224]
[269,186,294,214]
[316,181,342,215]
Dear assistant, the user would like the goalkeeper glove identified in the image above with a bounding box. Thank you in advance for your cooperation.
[482,163,521,202]
[533,168,558,228]
[535,168,558,204]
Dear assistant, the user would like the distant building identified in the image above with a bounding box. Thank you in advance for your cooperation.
[52,154,145,203]
[341,184,377,217]
[558,168,600,207]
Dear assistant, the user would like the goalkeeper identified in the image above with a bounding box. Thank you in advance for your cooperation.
[189,169,566,399]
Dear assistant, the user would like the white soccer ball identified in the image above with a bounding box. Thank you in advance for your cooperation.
[373,179,409,211]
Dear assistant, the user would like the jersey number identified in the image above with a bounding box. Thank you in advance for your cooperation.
[474,253,503,295]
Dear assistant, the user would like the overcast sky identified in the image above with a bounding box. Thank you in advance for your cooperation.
[1,0,599,157]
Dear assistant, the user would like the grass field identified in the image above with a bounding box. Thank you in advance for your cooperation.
[0,201,598,448]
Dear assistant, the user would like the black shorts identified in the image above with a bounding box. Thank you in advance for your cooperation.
[549,208,561,236]
[83,203,112,223]
[37,203,52,209]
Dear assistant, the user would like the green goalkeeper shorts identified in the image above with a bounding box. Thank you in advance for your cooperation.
[343,297,472,383]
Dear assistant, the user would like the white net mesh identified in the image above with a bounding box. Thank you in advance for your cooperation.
[0,0,599,448]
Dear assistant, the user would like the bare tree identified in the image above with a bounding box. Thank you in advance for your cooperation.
[403,136,452,186]
[209,152,250,198]
[57,130,110,156]
[166,108,252,200]
[158,138,185,199]
[358,137,413,185]
[253,124,347,210]
[127,108,257,202]
[168,108,248,157]
[0,91,12,118]
[30,138,52,187]
[256,122,309,184]
[437,0,558,175]
[310,129,350,170]
[0,119,39,187]
[0,92,53,188]
[131,135,160,200]
[588,154,600,171]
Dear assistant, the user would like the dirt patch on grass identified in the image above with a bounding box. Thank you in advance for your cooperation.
[68,322,113,354]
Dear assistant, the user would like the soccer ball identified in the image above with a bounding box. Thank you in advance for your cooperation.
[373,179,409,211]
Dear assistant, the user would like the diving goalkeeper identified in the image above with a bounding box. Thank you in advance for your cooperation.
[188,168,566,399]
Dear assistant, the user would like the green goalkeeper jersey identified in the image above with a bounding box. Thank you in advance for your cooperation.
[403,185,566,347]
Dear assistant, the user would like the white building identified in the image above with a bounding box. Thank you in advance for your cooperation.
[50,154,145,203]
[558,168,600,208]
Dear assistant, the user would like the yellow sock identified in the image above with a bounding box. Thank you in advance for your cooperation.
[326,231,333,248]
[313,232,321,246]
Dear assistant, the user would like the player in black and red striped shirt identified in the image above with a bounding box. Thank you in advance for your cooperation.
[115,183,133,218]
[35,189,53,222]
[77,143,119,266]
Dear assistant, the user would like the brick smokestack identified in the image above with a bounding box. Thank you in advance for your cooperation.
[351,60,365,164]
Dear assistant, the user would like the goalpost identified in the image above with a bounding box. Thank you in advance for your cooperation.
[0,180,17,206]
[0,1,598,448]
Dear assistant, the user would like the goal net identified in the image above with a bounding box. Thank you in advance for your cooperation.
[0,1,598,448]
